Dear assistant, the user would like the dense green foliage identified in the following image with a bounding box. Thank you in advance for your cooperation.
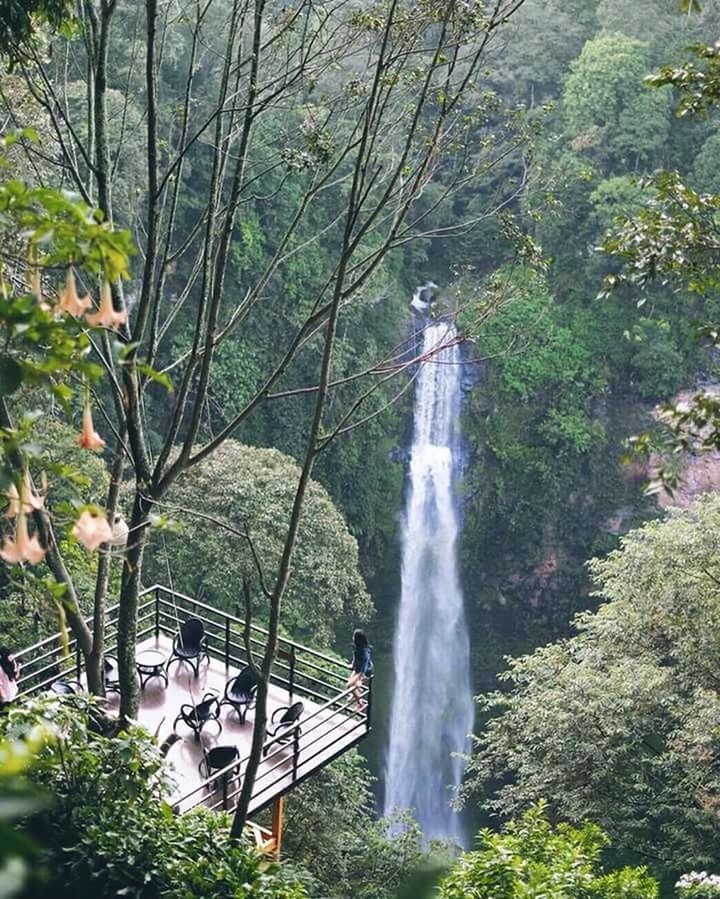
[464,496,720,881]
[438,804,658,899]
[0,695,309,899]
[457,3,720,693]
[144,441,372,647]
[276,750,443,899]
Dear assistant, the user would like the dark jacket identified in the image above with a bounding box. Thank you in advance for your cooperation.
[352,645,373,677]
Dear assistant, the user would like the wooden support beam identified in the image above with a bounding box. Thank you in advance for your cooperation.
[271,795,285,859]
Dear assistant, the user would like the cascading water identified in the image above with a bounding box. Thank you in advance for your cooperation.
[384,314,474,844]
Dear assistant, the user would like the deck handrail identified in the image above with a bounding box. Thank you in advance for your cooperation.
[12,583,372,818]
[176,679,371,815]
[14,584,349,696]
[151,584,347,671]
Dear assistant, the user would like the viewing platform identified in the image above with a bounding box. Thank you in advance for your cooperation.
[14,585,371,840]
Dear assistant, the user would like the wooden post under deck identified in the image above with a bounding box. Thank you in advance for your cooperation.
[271,795,285,858]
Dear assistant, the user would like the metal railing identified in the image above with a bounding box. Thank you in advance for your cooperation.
[14,592,155,695]
[12,584,372,816]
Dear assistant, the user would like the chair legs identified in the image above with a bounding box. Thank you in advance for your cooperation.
[173,713,222,741]
[167,654,199,678]
[220,699,249,724]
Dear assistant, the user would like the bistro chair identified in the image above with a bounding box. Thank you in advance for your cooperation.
[199,744,241,805]
[262,701,303,757]
[220,666,258,724]
[173,692,222,741]
[104,654,120,694]
[166,618,210,678]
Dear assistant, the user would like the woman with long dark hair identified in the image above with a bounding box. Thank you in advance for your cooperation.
[0,646,20,705]
[347,628,373,712]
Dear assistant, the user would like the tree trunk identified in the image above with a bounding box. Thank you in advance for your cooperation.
[117,490,151,720]
[230,676,270,837]
[86,437,126,694]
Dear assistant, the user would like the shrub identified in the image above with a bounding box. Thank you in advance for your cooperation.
[0,695,309,899]
[438,803,659,899]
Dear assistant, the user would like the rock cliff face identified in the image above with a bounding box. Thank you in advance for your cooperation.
[654,388,720,509]
[656,450,720,509]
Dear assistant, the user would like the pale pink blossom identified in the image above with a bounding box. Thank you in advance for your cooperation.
[57,268,92,317]
[85,282,127,330]
[29,264,50,311]
[30,266,42,302]
[0,511,46,565]
[5,474,43,518]
[76,403,105,451]
[5,483,20,518]
[72,509,113,551]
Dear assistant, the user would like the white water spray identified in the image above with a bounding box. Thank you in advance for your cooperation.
[384,317,474,844]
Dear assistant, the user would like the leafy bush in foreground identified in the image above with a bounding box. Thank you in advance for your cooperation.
[438,803,658,899]
[0,694,308,899]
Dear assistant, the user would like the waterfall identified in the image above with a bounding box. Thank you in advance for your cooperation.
[384,317,474,844]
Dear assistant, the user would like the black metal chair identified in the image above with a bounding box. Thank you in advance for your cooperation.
[173,692,222,741]
[166,618,210,678]
[220,666,258,723]
[199,745,240,789]
[104,655,120,694]
[262,701,303,757]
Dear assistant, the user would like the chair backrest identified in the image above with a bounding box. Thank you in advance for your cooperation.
[233,666,258,694]
[207,745,239,771]
[195,693,217,718]
[280,701,304,725]
[179,617,205,650]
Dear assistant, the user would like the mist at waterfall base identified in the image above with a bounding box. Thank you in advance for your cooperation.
[383,314,475,846]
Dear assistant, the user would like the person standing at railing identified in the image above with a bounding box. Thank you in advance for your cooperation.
[347,629,373,713]
[0,646,20,708]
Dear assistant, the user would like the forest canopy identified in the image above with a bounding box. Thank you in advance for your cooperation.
[144,441,372,648]
[4,0,720,897]
[463,495,720,877]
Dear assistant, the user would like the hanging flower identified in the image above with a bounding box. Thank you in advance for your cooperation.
[85,281,127,330]
[108,513,129,547]
[77,402,105,451]
[72,509,113,551]
[5,483,20,518]
[57,267,92,317]
[5,473,44,518]
[30,266,42,303]
[0,510,46,565]
[21,472,43,513]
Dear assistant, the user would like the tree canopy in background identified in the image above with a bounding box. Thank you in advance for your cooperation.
[463,495,720,879]
[563,34,672,168]
[438,803,658,899]
[145,440,372,648]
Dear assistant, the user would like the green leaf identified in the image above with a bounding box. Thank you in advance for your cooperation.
[0,356,22,395]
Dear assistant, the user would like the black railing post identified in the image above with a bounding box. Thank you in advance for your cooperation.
[225,616,230,671]
[75,641,81,681]
[366,676,373,732]
[154,587,160,640]
[292,727,300,781]
[222,775,228,810]
[289,645,296,700]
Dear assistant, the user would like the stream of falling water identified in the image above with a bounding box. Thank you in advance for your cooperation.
[384,317,474,844]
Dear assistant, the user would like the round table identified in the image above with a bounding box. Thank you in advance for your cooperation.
[136,649,169,690]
